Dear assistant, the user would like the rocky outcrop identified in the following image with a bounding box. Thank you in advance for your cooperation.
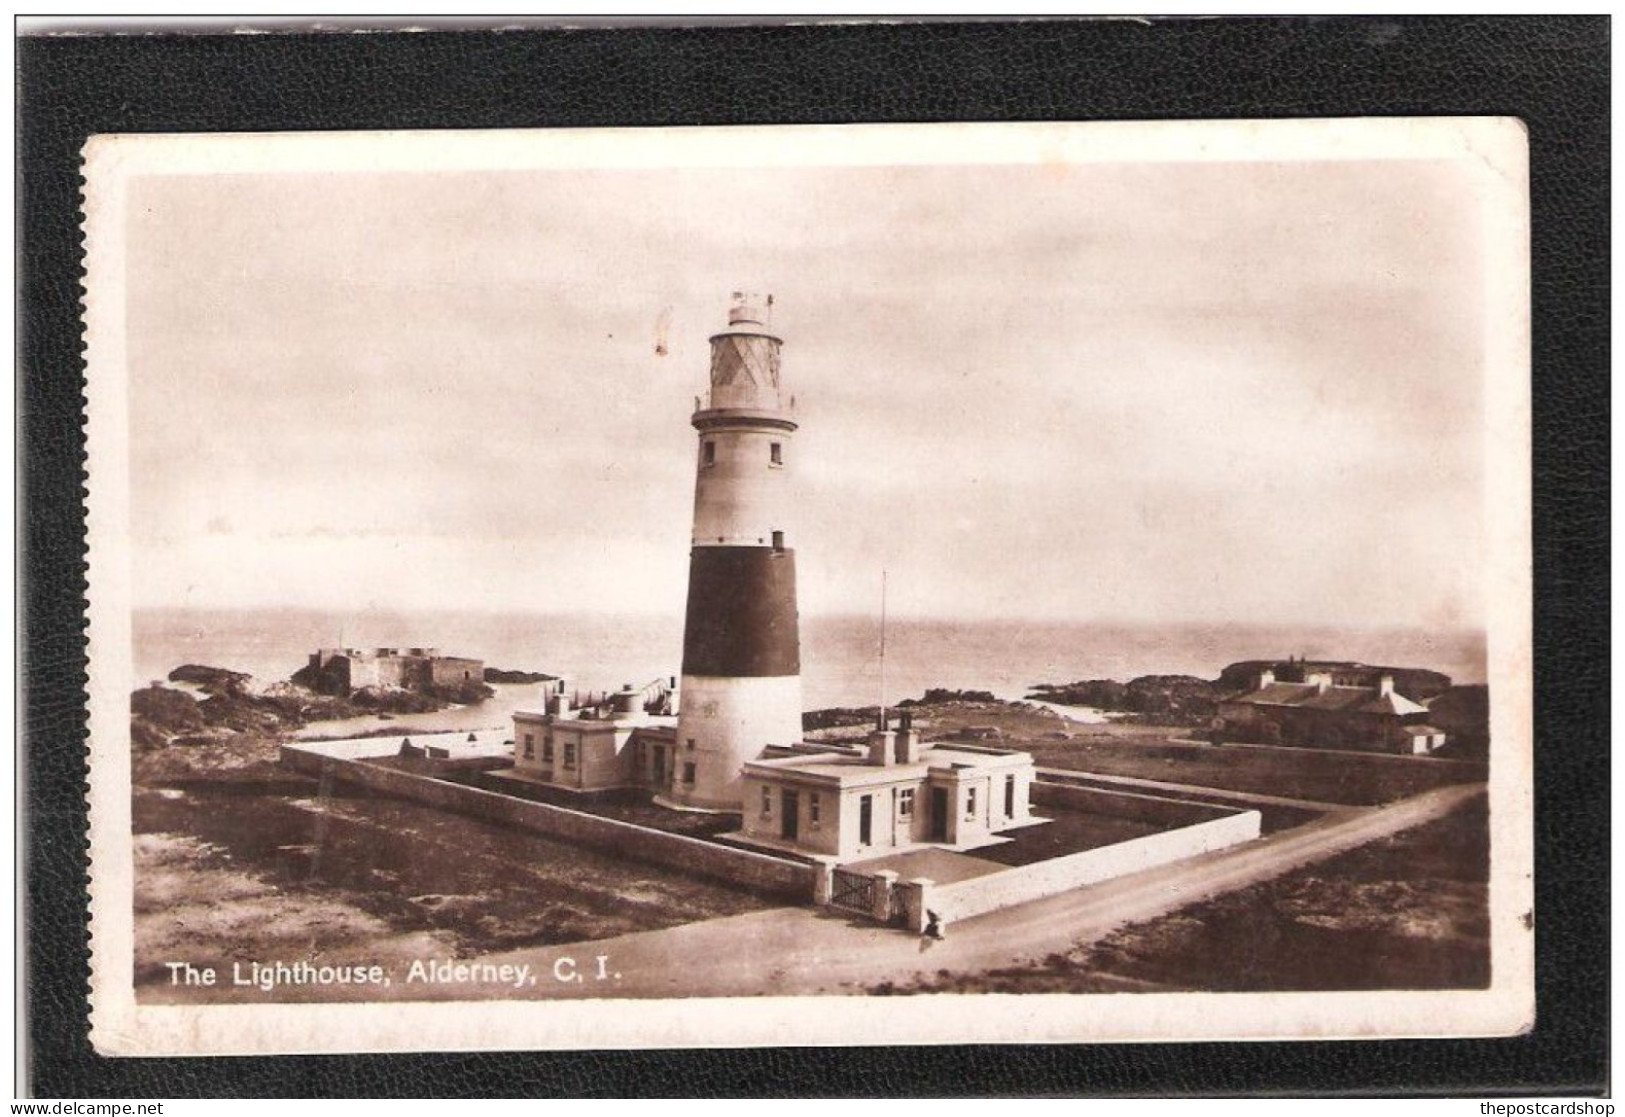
[483,667,558,685]
[899,688,997,706]
[135,661,494,749]
[1027,675,1216,725]
[131,684,207,750]
[168,664,252,693]
[802,705,881,732]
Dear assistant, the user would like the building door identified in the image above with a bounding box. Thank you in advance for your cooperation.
[781,790,799,840]
[1005,775,1015,819]
[929,787,949,841]
[859,795,873,846]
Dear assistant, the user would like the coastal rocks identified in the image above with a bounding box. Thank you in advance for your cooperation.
[131,684,206,750]
[1026,676,1216,727]
[899,688,997,706]
[349,686,446,715]
[134,661,494,751]
[426,680,496,705]
[483,667,558,685]
[168,664,253,693]
[802,705,881,732]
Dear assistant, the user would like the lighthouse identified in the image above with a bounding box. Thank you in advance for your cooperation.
[663,293,804,810]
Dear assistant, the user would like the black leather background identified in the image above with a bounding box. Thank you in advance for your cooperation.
[18,16,1609,1098]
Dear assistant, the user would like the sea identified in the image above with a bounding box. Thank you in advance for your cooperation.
[133,607,1487,718]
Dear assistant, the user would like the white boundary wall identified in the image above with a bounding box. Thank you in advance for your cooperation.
[927,808,1262,925]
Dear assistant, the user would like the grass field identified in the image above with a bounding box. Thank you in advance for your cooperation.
[1025,734,1485,805]
[132,779,774,998]
[839,698,1486,807]
[880,793,1490,995]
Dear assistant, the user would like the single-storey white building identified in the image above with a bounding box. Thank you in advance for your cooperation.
[736,712,1043,861]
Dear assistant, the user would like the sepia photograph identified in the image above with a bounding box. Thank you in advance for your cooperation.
[80,117,1533,1056]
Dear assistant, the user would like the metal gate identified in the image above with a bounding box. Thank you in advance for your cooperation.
[829,868,876,914]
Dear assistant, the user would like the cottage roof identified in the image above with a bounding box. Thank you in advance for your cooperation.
[1234,682,1319,705]
[1357,692,1429,716]
[1297,687,1379,712]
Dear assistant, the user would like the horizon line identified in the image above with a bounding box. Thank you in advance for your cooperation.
[130,603,1487,637]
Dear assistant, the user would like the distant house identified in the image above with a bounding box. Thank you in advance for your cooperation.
[303,646,484,697]
[1215,667,1447,755]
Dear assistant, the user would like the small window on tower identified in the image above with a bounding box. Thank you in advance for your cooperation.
[522,734,534,760]
[769,442,783,466]
[683,762,697,786]
[761,787,772,816]
[702,441,716,466]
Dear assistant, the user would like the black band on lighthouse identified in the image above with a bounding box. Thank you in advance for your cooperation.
[681,546,801,677]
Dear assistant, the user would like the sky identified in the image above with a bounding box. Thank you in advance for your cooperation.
[124,151,1490,630]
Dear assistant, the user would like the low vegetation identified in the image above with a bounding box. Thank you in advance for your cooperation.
[878,794,1489,994]
[1026,734,1484,806]
[133,784,773,996]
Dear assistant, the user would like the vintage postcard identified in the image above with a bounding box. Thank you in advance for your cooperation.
[81,118,1533,1056]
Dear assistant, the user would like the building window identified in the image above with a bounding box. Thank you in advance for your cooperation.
[769,442,783,466]
[563,742,576,769]
[809,794,821,825]
[899,788,914,817]
[966,787,977,819]
[686,738,696,751]
[522,734,534,760]
[542,735,554,763]
[702,440,716,466]
[1005,774,1016,817]
[761,786,772,815]
[682,762,696,786]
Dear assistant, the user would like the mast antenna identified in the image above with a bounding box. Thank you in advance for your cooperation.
[879,568,888,730]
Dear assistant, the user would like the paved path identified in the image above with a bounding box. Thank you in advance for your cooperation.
[373,780,1485,1001]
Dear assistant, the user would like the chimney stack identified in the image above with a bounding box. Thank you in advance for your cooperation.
[893,709,922,764]
[868,710,897,767]
[1379,674,1395,698]
[1258,669,1276,689]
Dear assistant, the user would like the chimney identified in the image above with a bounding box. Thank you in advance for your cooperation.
[1258,669,1275,689]
[1379,674,1395,698]
[1307,671,1333,694]
[868,711,896,767]
[893,709,922,764]
[549,687,573,719]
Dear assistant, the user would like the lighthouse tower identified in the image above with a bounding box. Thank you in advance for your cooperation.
[665,293,804,810]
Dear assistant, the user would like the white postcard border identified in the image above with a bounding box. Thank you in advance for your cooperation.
[82,117,1534,1056]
